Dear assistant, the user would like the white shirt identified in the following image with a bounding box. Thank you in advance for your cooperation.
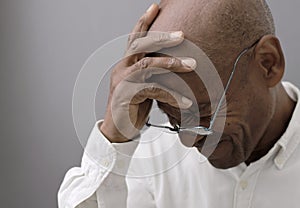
[58,82,300,208]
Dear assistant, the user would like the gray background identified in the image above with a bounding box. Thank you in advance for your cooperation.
[0,0,299,207]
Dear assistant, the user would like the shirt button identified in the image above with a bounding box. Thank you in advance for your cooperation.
[276,157,284,165]
[240,180,248,190]
[101,159,110,167]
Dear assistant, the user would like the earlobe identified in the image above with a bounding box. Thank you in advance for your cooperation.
[254,35,285,87]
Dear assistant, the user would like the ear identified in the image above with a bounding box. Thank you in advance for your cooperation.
[253,35,285,87]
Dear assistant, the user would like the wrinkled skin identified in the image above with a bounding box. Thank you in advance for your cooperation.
[147,0,296,168]
[101,1,296,169]
[101,5,196,143]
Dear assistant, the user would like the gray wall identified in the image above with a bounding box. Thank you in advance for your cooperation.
[0,0,298,207]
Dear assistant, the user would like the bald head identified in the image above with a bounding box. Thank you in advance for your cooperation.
[150,0,275,67]
[146,0,289,169]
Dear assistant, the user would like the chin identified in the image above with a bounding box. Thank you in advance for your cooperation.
[207,149,247,169]
[193,135,246,169]
[207,157,243,169]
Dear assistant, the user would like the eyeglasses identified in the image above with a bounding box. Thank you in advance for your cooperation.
[146,39,260,136]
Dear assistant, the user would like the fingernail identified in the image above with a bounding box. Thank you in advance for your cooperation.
[181,96,193,107]
[181,58,197,70]
[170,31,184,39]
[147,4,155,12]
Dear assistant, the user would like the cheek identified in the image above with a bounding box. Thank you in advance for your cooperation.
[236,65,275,140]
[202,77,274,168]
[248,98,274,136]
[235,87,275,144]
[198,138,245,169]
[202,121,252,168]
[208,141,235,165]
[206,97,272,168]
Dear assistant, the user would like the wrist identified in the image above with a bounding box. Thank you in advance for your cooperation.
[99,121,129,143]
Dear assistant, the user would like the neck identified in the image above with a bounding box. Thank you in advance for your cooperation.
[245,84,296,165]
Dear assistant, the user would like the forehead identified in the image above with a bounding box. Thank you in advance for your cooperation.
[149,0,217,45]
[149,0,232,71]
[146,1,234,102]
[146,35,225,105]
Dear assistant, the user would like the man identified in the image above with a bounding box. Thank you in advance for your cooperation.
[58,0,300,207]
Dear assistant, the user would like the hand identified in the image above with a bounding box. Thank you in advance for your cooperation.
[100,3,197,143]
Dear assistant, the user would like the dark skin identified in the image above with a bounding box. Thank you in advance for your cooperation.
[101,5,196,143]
[148,0,296,168]
[101,1,296,169]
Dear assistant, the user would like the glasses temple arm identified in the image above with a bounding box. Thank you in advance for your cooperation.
[208,46,253,130]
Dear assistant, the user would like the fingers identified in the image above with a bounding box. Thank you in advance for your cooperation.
[127,3,160,48]
[135,56,197,72]
[127,56,196,81]
[130,83,193,109]
[126,31,184,57]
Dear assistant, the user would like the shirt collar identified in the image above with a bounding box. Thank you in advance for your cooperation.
[273,82,300,170]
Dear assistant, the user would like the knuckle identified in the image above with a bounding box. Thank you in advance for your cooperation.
[153,33,168,43]
[130,39,139,50]
[147,83,158,92]
[128,32,143,47]
[166,57,177,68]
[138,16,145,28]
[143,57,152,68]
[127,35,134,45]
[135,57,150,69]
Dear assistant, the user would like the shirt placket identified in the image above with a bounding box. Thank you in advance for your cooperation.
[233,163,263,208]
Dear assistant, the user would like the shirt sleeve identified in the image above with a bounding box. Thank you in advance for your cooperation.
[57,121,156,208]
